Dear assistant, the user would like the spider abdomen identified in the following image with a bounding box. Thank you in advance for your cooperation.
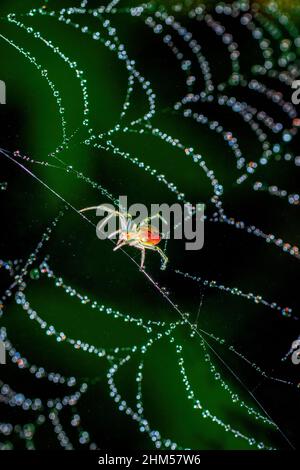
[138,226,161,246]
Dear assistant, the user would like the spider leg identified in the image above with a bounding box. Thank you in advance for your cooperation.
[79,205,114,214]
[80,206,131,227]
[142,244,168,270]
[108,228,122,239]
[140,246,146,270]
[113,240,127,251]
[156,246,168,270]
[120,214,130,232]
[96,213,115,233]
[79,205,101,213]
[140,213,168,227]
[80,205,130,235]
[131,242,146,269]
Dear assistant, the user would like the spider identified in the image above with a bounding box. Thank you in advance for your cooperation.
[79,205,168,270]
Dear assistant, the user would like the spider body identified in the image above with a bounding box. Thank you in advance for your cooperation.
[124,225,161,245]
[79,205,168,270]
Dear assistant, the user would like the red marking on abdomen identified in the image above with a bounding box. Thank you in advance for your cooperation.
[140,227,161,245]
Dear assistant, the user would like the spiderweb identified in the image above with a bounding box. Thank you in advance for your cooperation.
[0,0,299,450]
